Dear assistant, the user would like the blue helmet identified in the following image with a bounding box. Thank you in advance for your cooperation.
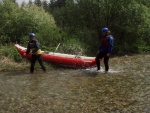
[29,33,35,37]
[102,28,109,32]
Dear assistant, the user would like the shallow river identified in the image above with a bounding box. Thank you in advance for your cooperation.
[0,54,149,113]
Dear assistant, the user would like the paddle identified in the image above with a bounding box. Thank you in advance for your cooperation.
[53,43,60,53]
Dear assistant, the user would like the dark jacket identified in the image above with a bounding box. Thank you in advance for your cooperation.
[26,39,41,54]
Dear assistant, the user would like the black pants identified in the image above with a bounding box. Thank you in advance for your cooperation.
[95,51,109,71]
[30,54,46,73]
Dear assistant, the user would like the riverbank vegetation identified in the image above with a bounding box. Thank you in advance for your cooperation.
[0,0,150,69]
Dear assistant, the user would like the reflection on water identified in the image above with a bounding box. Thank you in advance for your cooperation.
[0,54,149,112]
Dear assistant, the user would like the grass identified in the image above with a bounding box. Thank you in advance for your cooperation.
[0,56,28,71]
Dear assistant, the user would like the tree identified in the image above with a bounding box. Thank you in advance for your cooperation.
[42,0,48,11]
[29,0,33,4]
[55,0,66,8]
[0,0,62,45]
[48,0,66,12]
[0,0,21,43]
[48,0,150,54]
[34,0,42,6]
[22,4,64,47]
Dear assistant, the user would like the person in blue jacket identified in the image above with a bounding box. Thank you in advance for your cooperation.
[95,28,114,72]
[25,33,46,73]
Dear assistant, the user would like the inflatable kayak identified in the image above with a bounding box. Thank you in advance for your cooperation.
[15,44,97,68]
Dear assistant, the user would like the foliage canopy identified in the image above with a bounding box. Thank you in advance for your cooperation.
[0,0,150,56]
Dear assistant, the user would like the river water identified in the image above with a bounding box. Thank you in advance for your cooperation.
[0,54,149,113]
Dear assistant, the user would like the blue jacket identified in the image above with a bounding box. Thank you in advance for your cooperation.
[99,35,114,53]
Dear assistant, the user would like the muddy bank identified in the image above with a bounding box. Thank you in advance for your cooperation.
[0,56,53,72]
[0,53,150,72]
[0,56,27,71]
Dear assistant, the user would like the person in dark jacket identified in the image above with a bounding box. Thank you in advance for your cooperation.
[25,33,46,73]
[95,28,114,73]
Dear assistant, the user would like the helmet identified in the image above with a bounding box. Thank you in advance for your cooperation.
[102,28,109,32]
[29,33,35,37]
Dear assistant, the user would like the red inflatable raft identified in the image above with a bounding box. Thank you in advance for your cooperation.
[15,44,97,68]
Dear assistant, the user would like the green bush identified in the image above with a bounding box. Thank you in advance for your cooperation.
[13,50,23,62]
[0,45,23,62]
[139,46,150,52]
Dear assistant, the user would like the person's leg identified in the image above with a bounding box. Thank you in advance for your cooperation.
[30,55,37,73]
[95,52,105,70]
[104,55,109,72]
[37,54,46,72]
[95,53,100,70]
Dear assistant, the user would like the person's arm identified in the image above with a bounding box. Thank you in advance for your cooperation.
[107,36,114,53]
[26,42,30,54]
[35,40,40,49]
